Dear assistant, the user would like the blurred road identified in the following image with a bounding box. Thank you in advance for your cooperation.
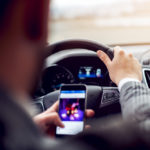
[48,18,150,45]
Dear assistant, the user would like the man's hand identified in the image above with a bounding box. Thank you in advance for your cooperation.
[97,46,142,86]
[34,101,63,137]
[34,101,95,137]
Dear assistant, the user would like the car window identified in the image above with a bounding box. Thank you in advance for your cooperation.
[49,0,150,46]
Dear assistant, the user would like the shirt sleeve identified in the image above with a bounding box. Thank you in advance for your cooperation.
[118,78,140,92]
[120,81,150,133]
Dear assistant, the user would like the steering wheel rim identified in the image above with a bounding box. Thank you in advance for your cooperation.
[45,39,114,60]
[35,39,120,118]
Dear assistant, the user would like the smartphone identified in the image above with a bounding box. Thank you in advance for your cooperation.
[56,84,86,137]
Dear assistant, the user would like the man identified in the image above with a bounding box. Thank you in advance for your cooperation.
[0,0,94,149]
[0,0,150,150]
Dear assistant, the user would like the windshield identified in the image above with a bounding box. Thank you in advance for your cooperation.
[49,0,150,45]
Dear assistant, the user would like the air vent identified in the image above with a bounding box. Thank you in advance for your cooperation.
[143,69,150,88]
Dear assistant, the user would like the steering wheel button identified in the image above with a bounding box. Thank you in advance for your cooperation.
[101,89,119,107]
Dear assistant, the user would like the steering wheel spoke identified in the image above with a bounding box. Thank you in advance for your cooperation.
[34,86,120,113]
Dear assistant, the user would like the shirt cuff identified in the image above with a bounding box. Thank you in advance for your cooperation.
[118,78,140,92]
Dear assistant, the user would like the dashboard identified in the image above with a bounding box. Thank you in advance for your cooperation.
[37,49,115,96]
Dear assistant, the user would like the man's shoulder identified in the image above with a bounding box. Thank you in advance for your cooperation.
[0,87,45,150]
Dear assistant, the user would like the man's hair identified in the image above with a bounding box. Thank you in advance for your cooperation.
[0,0,13,27]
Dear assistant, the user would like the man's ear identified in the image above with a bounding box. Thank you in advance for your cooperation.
[24,0,50,41]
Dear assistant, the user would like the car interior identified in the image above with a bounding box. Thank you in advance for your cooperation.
[33,39,150,120]
[32,0,150,135]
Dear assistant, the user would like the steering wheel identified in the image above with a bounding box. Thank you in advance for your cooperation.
[36,40,121,118]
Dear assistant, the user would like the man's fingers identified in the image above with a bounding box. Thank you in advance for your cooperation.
[97,50,111,69]
[114,46,125,57]
[54,114,64,128]
[44,112,64,128]
[85,109,95,118]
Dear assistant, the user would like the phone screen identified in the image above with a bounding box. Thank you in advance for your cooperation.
[56,86,86,135]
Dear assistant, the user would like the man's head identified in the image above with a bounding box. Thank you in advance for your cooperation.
[0,0,50,97]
